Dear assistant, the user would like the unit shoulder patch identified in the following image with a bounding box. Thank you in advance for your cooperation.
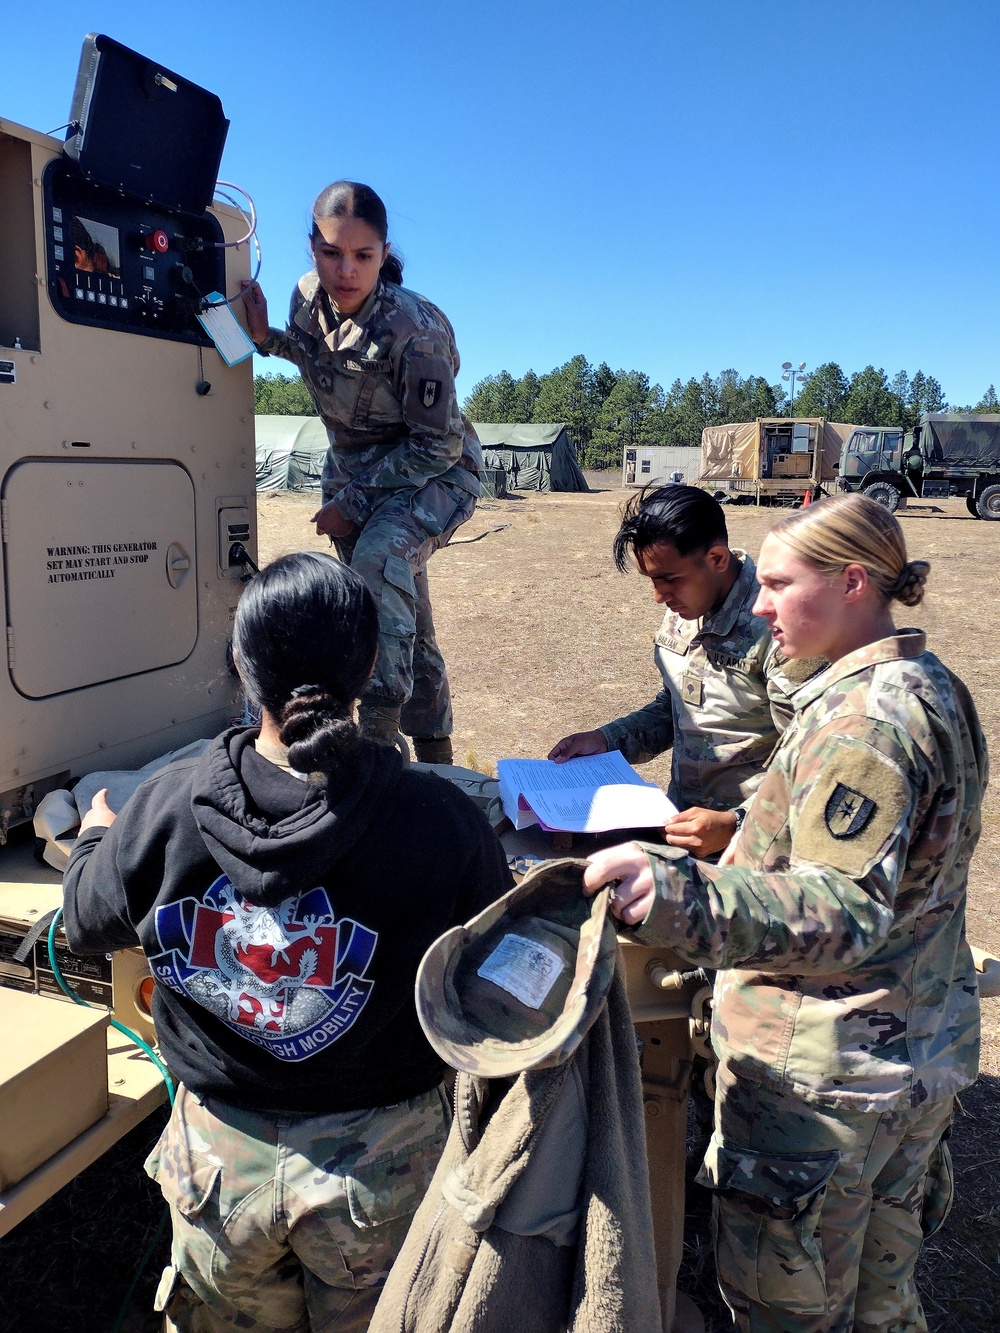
[824,784,876,839]
[793,738,911,878]
[419,378,442,409]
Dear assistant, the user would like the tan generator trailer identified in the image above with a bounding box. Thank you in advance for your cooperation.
[0,34,255,1232]
[699,417,857,504]
[0,127,254,836]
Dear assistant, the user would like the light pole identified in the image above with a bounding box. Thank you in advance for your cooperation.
[781,361,806,415]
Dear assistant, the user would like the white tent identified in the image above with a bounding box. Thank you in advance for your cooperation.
[255,416,328,491]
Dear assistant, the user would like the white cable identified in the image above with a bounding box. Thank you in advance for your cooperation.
[202,180,263,308]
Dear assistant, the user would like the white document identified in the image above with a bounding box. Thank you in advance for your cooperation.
[195,293,257,367]
[497,750,677,834]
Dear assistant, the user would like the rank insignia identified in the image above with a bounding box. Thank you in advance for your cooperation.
[824,784,876,839]
[681,671,704,707]
[419,378,442,409]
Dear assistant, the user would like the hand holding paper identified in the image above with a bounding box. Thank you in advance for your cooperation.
[497,751,677,834]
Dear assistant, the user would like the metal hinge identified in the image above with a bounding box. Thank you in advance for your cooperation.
[6,626,14,668]
[1,500,8,544]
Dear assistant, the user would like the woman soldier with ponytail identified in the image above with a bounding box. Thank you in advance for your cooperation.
[242,182,482,763]
[62,552,511,1332]
[586,494,987,1333]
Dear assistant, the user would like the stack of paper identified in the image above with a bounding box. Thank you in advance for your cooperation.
[497,751,677,834]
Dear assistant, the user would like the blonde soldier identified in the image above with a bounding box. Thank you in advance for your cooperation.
[585,494,986,1333]
[550,486,817,856]
[243,182,481,763]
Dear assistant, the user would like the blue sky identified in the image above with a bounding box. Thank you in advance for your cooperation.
[4,1,999,405]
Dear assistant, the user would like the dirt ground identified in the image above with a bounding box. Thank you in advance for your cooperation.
[3,483,998,1331]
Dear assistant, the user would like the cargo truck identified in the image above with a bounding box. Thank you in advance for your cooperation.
[837,413,1000,519]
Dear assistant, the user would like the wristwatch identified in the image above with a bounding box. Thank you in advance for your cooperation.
[732,807,747,832]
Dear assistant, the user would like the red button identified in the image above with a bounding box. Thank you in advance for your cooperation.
[143,229,169,254]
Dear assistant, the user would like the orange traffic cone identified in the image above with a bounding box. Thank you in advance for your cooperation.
[802,487,812,507]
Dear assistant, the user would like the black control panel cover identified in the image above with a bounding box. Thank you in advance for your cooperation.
[44,158,226,344]
[65,33,229,215]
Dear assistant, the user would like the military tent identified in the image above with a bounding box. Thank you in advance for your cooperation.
[473,423,589,492]
[255,415,327,491]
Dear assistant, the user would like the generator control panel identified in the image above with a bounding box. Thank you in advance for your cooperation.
[43,158,225,344]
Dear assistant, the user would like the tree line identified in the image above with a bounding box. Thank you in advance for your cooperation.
[254,362,1000,470]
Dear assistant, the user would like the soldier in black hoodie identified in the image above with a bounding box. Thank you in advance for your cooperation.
[63,551,511,1333]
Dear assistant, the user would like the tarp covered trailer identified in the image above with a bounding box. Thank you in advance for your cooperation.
[699,418,858,503]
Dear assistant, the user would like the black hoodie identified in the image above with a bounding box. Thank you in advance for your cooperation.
[63,730,512,1113]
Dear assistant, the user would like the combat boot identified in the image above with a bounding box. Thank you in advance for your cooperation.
[412,736,454,765]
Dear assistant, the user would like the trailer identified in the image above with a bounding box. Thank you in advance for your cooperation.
[699,418,858,504]
[621,444,701,488]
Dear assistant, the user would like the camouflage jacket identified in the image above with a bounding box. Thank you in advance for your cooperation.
[601,553,816,811]
[629,630,986,1111]
[258,275,482,525]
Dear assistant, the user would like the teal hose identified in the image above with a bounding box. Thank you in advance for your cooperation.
[46,908,175,1103]
[45,907,175,1332]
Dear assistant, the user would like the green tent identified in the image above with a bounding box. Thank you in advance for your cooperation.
[473,423,589,492]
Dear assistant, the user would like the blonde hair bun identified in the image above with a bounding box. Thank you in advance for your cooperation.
[890,559,930,607]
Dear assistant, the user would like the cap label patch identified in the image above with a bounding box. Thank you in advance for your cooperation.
[477,933,565,1010]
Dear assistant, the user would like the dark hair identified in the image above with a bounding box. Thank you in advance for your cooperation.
[311,180,405,286]
[612,484,729,572]
[232,553,378,777]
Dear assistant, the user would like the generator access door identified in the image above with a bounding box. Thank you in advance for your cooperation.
[2,460,197,698]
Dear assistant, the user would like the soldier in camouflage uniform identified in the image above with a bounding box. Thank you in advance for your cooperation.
[550,486,820,857]
[585,494,986,1332]
[244,181,481,763]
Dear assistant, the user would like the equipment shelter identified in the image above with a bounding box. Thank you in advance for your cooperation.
[255,415,328,491]
[473,423,589,492]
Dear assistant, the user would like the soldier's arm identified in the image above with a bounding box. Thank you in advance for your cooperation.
[62,820,140,955]
[599,691,675,765]
[245,284,310,370]
[612,717,933,973]
[253,326,306,369]
[332,331,467,527]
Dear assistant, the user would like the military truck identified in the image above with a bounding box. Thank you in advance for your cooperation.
[837,413,1000,518]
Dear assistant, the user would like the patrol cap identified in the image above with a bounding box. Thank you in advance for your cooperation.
[416,858,617,1077]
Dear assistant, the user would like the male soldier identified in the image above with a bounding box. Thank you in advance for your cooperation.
[550,485,817,856]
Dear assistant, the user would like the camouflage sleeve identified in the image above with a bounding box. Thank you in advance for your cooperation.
[599,692,675,765]
[334,331,466,526]
[253,325,307,370]
[628,716,932,974]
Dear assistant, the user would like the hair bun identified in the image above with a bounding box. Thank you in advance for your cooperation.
[890,559,930,607]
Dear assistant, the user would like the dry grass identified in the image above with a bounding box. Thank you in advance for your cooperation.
[3,482,997,1330]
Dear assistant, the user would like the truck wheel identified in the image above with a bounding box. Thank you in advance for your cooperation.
[862,481,904,514]
[977,484,1000,520]
[967,495,982,518]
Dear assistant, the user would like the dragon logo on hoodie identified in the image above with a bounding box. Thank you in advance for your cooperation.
[150,875,378,1061]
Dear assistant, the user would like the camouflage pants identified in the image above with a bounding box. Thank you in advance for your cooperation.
[698,1071,955,1332]
[324,472,476,739]
[145,1082,450,1333]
